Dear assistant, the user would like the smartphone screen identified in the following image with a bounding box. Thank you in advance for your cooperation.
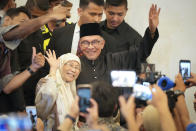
[133,83,152,101]
[0,114,32,131]
[179,60,191,80]
[110,70,137,87]
[77,87,91,113]
[26,106,37,126]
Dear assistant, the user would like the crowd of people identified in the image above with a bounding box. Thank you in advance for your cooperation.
[0,0,195,131]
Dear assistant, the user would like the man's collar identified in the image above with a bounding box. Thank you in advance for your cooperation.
[100,20,126,34]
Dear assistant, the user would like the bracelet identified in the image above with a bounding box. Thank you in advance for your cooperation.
[65,114,76,123]
[27,67,35,75]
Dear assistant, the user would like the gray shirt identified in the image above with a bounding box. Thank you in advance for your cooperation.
[0,25,21,50]
[0,25,22,92]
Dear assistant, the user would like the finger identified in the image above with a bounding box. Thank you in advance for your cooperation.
[48,49,52,56]
[175,74,178,83]
[158,8,161,15]
[127,95,135,106]
[44,56,49,62]
[151,84,158,96]
[90,98,98,109]
[151,4,154,14]
[155,4,157,13]
[32,47,36,59]
[149,5,153,18]
[190,72,194,77]
[53,50,57,59]
[86,108,91,114]
[79,112,87,118]
[119,96,126,108]
[45,50,50,57]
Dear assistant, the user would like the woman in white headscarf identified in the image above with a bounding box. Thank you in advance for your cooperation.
[35,50,81,131]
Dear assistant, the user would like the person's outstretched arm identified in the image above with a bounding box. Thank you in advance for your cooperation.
[3,5,67,41]
[174,73,192,129]
[119,96,139,131]
[149,85,176,131]
[58,96,80,131]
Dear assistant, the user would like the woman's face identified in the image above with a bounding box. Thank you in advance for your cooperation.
[61,60,80,82]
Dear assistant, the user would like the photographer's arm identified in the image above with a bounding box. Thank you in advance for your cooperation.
[175,95,192,129]
[119,96,139,131]
[174,74,192,129]
[173,108,185,131]
[58,97,79,131]
[149,85,176,131]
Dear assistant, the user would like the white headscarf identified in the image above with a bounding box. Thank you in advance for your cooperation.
[55,53,81,125]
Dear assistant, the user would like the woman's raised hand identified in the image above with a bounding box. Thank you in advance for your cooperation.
[45,49,60,76]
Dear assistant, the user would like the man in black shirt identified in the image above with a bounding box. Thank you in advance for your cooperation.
[100,0,160,62]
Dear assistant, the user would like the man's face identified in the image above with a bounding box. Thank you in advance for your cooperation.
[11,12,30,25]
[105,5,127,29]
[78,2,103,24]
[79,35,105,60]
[3,12,30,26]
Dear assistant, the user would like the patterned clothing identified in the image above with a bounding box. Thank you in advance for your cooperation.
[79,117,128,131]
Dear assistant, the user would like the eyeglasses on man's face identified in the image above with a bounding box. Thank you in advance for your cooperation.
[80,39,102,48]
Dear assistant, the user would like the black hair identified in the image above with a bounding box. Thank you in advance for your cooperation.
[5,6,31,19]
[79,0,104,8]
[105,0,127,9]
[25,0,36,11]
[0,0,9,9]
[91,81,118,117]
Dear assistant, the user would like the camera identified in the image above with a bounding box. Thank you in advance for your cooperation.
[139,63,162,84]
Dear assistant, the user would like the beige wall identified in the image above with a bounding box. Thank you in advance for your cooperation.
[16,0,196,122]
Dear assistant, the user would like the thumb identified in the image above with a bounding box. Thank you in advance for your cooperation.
[119,96,126,108]
[32,47,36,59]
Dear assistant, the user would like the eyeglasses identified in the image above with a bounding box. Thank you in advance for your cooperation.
[64,62,80,71]
[80,39,102,48]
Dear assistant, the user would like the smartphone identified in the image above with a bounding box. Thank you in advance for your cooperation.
[0,114,32,131]
[133,83,152,101]
[179,60,191,80]
[110,70,137,87]
[26,106,37,126]
[77,84,92,113]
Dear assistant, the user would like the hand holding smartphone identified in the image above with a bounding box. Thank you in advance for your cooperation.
[179,60,191,80]
[77,84,92,113]
[179,60,191,86]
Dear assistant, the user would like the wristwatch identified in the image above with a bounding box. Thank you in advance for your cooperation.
[27,67,35,75]
[65,114,76,123]
[174,90,184,97]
